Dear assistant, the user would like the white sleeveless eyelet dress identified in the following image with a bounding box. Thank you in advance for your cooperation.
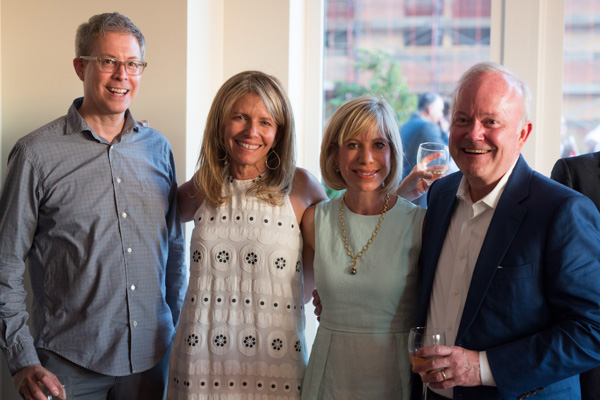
[168,177,306,400]
[301,195,425,400]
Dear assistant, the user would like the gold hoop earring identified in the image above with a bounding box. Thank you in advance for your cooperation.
[266,148,281,170]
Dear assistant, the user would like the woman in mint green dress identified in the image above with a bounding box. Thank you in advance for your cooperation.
[301,96,426,399]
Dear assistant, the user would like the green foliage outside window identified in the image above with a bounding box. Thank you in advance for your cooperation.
[322,49,416,198]
[325,48,417,125]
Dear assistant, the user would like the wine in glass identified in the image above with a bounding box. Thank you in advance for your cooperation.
[416,142,449,184]
[408,327,446,400]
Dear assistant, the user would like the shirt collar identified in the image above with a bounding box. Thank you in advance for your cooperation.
[65,97,139,142]
[456,157,520,210]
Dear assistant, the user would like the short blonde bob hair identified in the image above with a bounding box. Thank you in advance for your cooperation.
[320,95,402,194]
[194,71,296,207]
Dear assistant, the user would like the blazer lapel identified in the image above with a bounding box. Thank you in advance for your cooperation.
[455,156,531,344]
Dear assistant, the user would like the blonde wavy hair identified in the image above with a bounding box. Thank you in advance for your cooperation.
[320,95,402,195]
[194,71,296,207]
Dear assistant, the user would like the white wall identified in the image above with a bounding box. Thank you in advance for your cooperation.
[491,0,565,176]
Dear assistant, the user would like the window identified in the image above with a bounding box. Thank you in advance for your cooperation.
[323,0,492,122]
[561,0,600,156]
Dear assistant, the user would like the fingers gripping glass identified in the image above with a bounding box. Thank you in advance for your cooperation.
[416,142,449,184]
[79,56,147,75]
[408,327,446,400]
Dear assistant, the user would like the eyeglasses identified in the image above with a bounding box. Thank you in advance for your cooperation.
[79,56,147,76]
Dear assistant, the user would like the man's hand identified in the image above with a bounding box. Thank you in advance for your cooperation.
[312,289,321,322]
[411,346,482,389]
[12,365,66,400]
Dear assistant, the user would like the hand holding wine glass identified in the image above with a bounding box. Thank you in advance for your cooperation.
[408,327,446,399]
[416,142,449,184]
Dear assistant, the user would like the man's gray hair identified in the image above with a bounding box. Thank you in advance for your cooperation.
[75,12,145,59]
[453,62,531,123]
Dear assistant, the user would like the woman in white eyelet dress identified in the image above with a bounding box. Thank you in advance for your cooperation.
[167,71,327,400]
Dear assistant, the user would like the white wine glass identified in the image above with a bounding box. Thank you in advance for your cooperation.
[408,327,446,400]
[45,385,68,400]
[416,142,449,184]
[41,375,71,399]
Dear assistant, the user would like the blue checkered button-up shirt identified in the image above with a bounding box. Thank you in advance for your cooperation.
[0,98,187,376]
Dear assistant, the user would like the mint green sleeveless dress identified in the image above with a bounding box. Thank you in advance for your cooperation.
[301,195,425,400]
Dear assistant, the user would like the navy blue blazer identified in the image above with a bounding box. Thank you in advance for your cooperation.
[416,156,600,399]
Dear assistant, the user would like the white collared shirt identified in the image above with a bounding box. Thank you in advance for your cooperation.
[427,159,518,398]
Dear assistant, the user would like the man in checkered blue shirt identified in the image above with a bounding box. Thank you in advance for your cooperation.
[0,12,186,400]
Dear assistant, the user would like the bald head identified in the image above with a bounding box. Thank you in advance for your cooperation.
[453,62,531,125]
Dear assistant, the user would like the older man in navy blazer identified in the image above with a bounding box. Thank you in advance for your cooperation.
[412,62,600,399]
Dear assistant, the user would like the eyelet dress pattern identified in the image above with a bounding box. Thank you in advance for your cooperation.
[168,176,306,400]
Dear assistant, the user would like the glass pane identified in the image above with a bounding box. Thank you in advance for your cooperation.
[323,0,491,198]
[324,0,491,119]
[562,0,600,157]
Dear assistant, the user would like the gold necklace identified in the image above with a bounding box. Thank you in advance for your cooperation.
[339,193,390,275]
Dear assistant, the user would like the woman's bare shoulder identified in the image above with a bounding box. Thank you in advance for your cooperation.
[178,179,204,222]
[291,168,328,206]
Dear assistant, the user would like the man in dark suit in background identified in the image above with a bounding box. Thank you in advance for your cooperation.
[412,62,600,399]
[552,151,600,211]
[552,151,600,400]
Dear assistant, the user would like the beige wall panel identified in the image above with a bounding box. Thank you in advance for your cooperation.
[223,0,291,88]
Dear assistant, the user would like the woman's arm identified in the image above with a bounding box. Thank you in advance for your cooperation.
[289,167,328,224]
[289,167,328,302]
[301,205,317,304]
[178,179,203,222]
[396,167,432,201]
